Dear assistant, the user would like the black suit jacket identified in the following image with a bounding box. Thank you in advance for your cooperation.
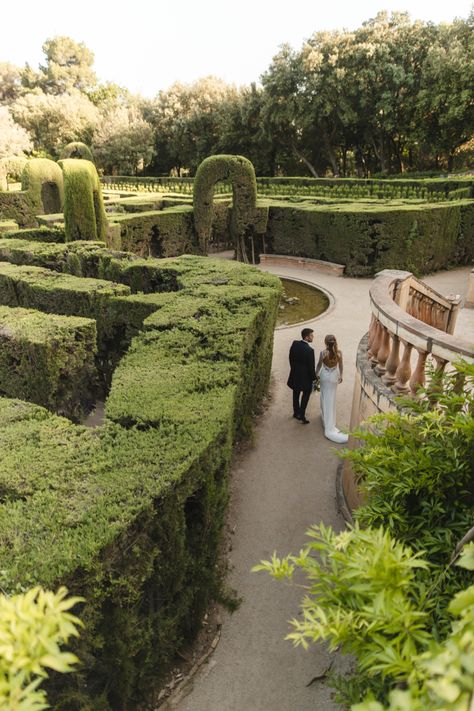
[287,340,316,392]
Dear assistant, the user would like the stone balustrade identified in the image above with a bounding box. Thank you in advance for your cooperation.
[367,270,473,396]
[341,269,473,515]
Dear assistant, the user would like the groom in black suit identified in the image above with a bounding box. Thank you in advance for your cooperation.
[287,328,316,424]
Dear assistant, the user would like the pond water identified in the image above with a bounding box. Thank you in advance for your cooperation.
[277,278,329,327]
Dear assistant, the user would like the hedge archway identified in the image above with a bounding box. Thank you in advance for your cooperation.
[21,158,64,215]
[193,155,258,262]
[60,142,95,162]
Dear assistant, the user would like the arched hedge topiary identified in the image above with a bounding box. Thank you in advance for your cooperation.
[59,159,107,242]
[0,156,28,191]
[60,142,95,163]
[193,155,260,261]
[21,158,64,215]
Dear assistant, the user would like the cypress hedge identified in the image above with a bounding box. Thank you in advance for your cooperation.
[59,159,108,243]
[0,305,97,420]
[193,154,265,260]
[0,247,281,709]
[264,199,474,275]
[21,158,64,215]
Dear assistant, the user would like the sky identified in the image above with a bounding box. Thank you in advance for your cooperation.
[2,0,473,97]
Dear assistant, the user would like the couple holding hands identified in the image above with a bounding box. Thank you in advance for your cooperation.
[287,328,348,444]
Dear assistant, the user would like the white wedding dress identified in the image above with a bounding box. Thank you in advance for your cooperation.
[319,362,349,443]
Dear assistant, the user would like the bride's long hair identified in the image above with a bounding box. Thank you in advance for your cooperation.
[323,334,339,367]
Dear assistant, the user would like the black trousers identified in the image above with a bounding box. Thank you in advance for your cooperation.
[293,389,311,418]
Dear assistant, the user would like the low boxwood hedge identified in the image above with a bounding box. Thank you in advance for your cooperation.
[0,244,281,709]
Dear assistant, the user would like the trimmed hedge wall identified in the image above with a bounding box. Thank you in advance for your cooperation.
[110,206,196,257]
[0,305,97,420]
[3,226,65,243]
[0,190,38,227]
[264,199,474,275]
[0,246,281,709]
[100,174,474,201]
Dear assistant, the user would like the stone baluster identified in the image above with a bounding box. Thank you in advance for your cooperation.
[409,348,428,395]
[382,334,401,385]
[369,319,383,364]
[427,355,448,404]
[367,314,377,352]
[374,326,391,375]
[393,341,413,393]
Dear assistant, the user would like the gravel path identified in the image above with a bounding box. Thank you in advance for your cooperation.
[171,264,473,711]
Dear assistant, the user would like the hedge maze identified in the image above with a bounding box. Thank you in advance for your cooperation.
[1,153,473,275]
[0,222,281,708]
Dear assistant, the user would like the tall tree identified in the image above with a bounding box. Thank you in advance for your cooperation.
[23,36,97,95]
[10,90,99,157]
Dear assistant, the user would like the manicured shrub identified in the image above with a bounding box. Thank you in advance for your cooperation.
[0,189,40,227]
[193,154,264,261]
[111,205,196,257]
[0,156,28,190]
[59,159,107,242]
[60,142,95,162]
[265,200,474,275]
[0,305,97,420]
[3,225,65,242]
[21,158,64,215]
[0,247,281,709]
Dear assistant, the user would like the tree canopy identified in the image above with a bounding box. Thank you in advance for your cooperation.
[1,11,473,176]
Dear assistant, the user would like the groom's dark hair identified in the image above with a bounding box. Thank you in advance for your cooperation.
[301,328,314,340]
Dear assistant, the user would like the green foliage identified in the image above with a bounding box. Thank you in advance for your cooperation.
[0,305,97,420]
[0,586,82,710]
[342,364,474,568]
[0,246,281,708]
[111,205,196,257]
[0,156,28,190]
[3,226,65,243]
[256,364,474,707]
[353,547,474,711]
[0,190,39,228]
[255,525,432,694]
[193,154,263,261]
[59,142,94,162]
[21,158,64,215]
[265,199,473,275]
[59,159,107,242]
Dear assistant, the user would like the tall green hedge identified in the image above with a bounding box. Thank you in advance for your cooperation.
[0,245,281,709]
[59,159,108,243]
[21,158,64,215]
[193,154,265,260]
[264,199,474,275]
[0,305,97,420]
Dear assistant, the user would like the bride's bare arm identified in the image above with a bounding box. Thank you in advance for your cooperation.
[315,351,323,377]
[338,351,344,382]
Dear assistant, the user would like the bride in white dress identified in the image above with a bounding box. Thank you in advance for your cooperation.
[315,335,348,444]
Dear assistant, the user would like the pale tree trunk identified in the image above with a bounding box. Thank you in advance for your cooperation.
[292,145,318,177]
[322,130,339,177]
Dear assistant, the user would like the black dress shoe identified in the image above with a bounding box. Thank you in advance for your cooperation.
[293,414,301,420]
[300,417,310,424]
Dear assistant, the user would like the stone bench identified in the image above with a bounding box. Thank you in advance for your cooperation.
[259,253,345,276]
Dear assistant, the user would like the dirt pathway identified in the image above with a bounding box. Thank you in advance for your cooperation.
[171,264,473,711]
